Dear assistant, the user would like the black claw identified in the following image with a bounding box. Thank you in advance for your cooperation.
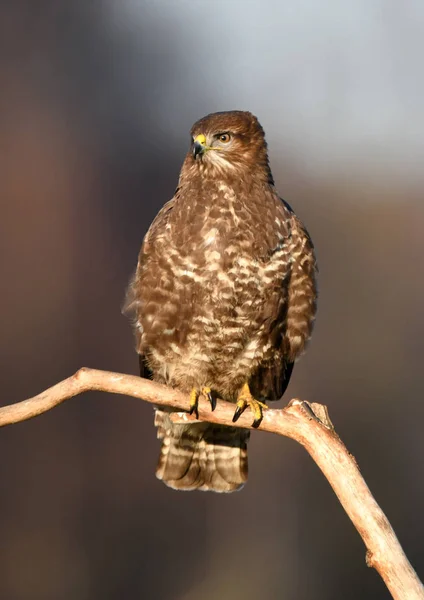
[189,405,199,419]
[208,392,217,411]
[252,416,262,429]
[232,405,243,423]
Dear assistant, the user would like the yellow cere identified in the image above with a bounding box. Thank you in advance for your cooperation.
[194,133,207,145]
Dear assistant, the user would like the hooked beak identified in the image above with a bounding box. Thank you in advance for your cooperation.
[193,133,207,159]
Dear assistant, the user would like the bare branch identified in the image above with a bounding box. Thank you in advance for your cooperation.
[0,367,422,600]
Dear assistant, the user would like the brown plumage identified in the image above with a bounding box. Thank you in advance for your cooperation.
[125,111,318,492]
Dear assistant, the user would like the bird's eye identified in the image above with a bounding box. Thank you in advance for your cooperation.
[217,133,231,143]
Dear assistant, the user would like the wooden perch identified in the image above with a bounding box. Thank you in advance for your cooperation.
[0,367,422,600]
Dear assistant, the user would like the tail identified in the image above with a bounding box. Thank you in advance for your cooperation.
[154,410,249,492]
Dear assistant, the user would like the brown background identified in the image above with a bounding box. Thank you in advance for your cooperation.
[0,2,423,599]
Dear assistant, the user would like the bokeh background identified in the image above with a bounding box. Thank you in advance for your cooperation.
[1,1,423,599]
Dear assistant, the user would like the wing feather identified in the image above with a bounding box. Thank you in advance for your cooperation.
[123,197,176,375]
[251,197,318,401]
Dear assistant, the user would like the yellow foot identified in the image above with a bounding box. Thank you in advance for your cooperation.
[232,383,268,428]
[189,387,215,418]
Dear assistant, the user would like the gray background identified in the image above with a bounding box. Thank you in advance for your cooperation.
[1,1,423,598]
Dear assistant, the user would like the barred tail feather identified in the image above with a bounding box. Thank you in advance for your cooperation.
[154,410,249,493]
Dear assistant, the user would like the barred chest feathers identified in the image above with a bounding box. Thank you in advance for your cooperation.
[138,179,313,400]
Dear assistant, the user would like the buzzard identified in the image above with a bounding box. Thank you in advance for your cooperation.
[125,111,317,492]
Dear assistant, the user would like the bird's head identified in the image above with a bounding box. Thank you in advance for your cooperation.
[182,111,273,184]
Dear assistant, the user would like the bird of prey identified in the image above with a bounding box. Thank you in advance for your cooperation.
[125,111,317,493]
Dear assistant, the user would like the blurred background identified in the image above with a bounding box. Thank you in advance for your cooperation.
[1,1,423,598]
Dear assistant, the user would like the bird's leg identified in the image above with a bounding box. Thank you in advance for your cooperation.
[189,386,215,419]
[232,383,268,428]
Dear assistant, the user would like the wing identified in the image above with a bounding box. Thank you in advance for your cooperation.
[123,198,176,378]
[283,199,318,361]
[250,198,318,401]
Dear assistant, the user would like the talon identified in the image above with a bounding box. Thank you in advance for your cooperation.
[234,383,268,427]
[189,387,217,417]
[189,388,199,419]
[252,416,262,428]
[232,404,245,423]
[202,387,216,411]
